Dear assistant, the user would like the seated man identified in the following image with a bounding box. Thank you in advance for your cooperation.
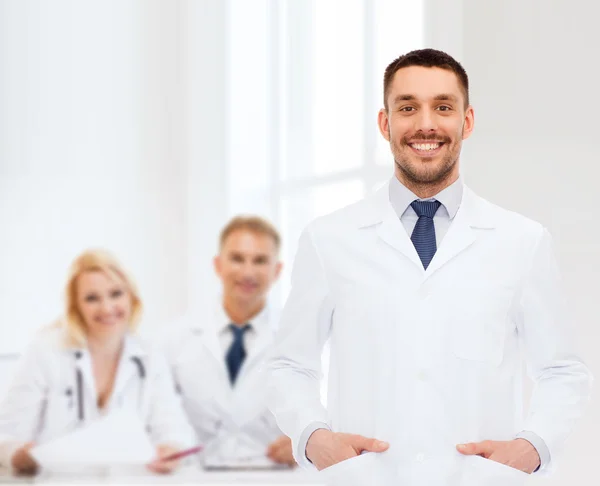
[165,216,294,468]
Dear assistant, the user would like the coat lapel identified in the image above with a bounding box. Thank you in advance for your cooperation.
[376,202,423,269]
[424,187,497,279]
[359,181,423,270]
[72,348,96,410]
[110,336,147,403]
[357,179,497,278]
[182,308,233,414]
[240,325,274,378]
[190,305,229,379]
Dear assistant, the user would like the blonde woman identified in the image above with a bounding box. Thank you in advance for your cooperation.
[0,250,195,475]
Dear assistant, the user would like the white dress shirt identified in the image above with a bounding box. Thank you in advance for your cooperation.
[389,175,462,247]
[217,304,268,357]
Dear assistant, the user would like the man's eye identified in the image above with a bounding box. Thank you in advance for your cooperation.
[437,105,452,111]
[400,106,415,112]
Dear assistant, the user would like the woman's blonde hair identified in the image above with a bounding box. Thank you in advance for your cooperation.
[62,249,143,346]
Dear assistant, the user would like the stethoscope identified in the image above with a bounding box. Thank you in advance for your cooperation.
[66,351,146,422]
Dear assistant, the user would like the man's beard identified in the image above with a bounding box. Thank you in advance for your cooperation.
[392,134,460,185]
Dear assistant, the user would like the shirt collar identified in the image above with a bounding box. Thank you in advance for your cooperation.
[217,301,270,336]
[389,175,463,220]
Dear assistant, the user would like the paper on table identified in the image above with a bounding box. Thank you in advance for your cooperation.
[202,453,287,471]
[201,435,281,471]
[30,408,156,467]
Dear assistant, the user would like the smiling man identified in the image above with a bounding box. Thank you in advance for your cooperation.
[165,216,295,469]
[268,49,592,485]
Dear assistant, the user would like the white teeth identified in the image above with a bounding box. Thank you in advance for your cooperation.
[412,143,440,151]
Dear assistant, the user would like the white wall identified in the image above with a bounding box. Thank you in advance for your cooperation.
[181,0,229,316]
[0,0,229,353]
[426,1,599,484]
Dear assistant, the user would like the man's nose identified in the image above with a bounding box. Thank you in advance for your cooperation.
[240,262,256,277]
[413,109,438,133]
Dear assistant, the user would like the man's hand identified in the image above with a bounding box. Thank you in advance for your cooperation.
[266,435,296,466]
[457,439,540,474]
[11,442,38,476]
[306,429,389,471]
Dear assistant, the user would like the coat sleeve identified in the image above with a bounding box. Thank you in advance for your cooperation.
[0,337,48,468]
[144,349,197,450]
[267,225,333,469]
[517,227,593,474]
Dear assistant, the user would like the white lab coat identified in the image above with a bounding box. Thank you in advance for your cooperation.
[165,303,283,467]
[268,180,593,486]
[0,326,196,468]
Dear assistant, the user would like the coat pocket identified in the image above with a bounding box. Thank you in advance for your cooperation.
[461,454,529,486]
[320,452,391,486]
[38,391,79,442]
[450,285,515,366]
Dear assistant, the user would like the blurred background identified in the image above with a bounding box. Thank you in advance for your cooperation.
[0,1,598,484]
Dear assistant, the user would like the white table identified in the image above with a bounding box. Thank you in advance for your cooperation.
[0,466,322,486]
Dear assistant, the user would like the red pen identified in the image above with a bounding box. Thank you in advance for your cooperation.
[160,445,204,462]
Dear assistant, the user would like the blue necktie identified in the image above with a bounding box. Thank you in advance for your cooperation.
[226,324,251,385]
[410,200,442,270]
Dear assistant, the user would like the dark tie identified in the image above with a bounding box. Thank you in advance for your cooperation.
[226,324,251,385]
[410,200,442,270]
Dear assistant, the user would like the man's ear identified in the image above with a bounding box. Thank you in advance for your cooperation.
[377,108,391,142]
[462,105,475,140]
[274,261,283,281]
[213,255,222,277]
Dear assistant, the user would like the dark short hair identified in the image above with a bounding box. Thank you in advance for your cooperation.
[219,215,281,252]
[383,48,469,110]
